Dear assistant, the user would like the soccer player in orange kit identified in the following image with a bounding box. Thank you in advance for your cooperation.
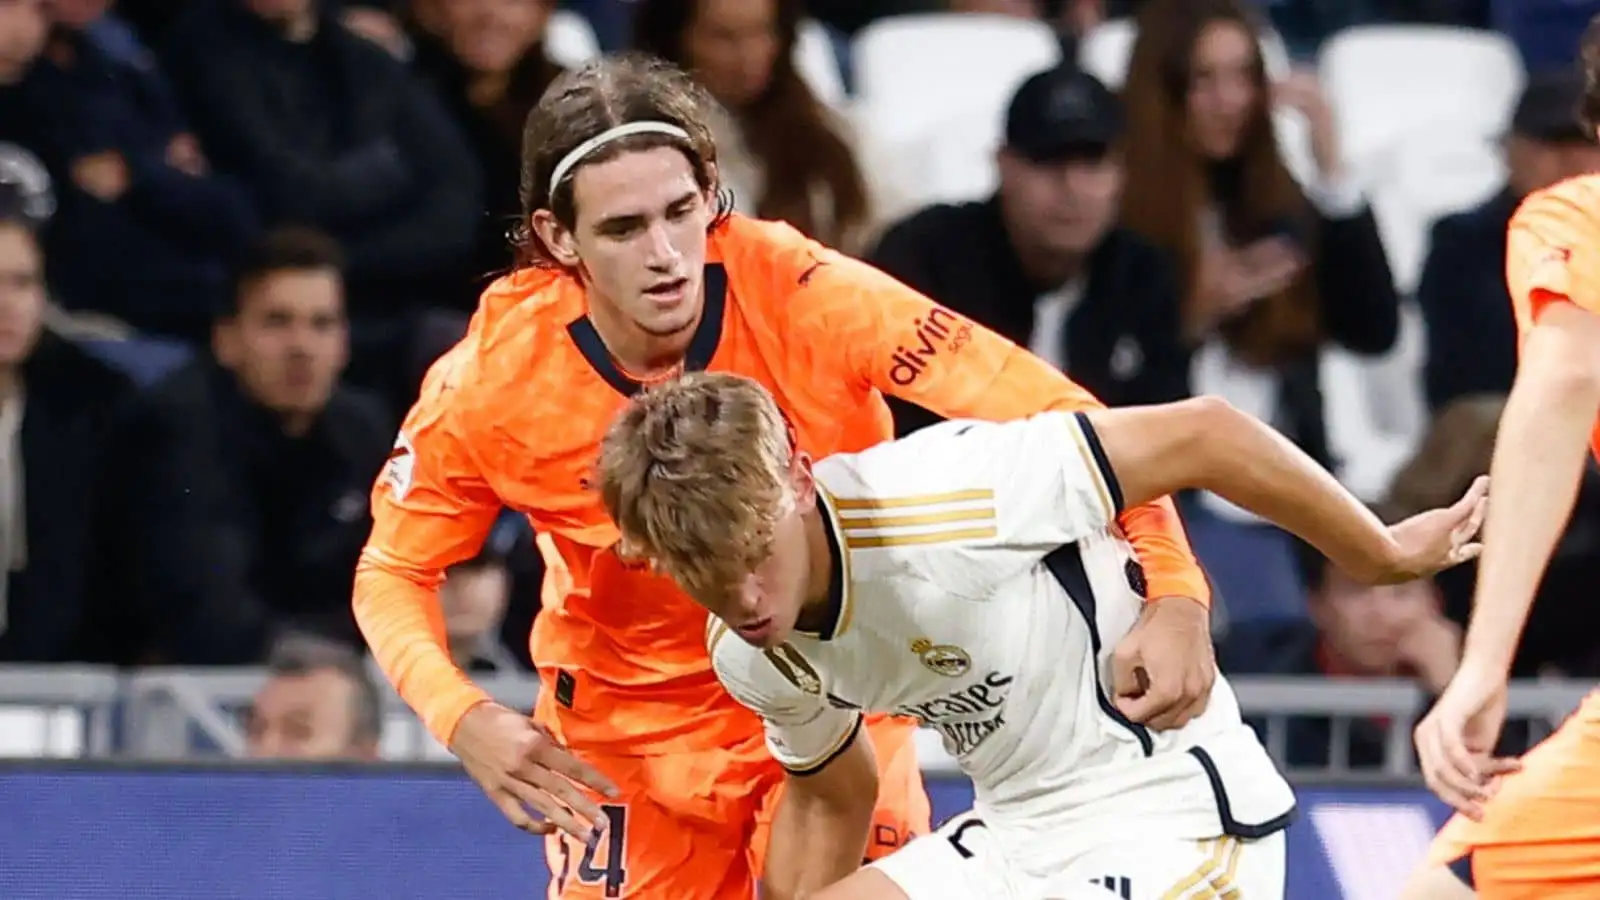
[1402,22,1600,900]
[354,54,1219,899]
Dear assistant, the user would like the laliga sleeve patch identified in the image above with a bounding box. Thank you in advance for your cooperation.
[382,431,416,500]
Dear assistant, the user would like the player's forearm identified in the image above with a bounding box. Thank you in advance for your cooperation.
[1183,399,1399,583]
[353,556,491,745]
[760,784,875,900]
[1462,362,1599,674]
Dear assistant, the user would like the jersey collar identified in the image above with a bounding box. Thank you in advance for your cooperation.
[802,486,854,641]
[565,263,728,398]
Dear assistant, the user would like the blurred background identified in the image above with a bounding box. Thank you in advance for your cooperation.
[1,0,1597,896]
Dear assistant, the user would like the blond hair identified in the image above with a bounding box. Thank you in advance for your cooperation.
[597,372,794,596]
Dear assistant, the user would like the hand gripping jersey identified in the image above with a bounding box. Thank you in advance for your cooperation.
[709,413,1297,883]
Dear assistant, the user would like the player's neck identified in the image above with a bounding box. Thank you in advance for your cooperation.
[794,507,838,633]
[586,296,702,376]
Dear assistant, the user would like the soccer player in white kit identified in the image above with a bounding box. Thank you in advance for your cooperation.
[594,373,1488,900]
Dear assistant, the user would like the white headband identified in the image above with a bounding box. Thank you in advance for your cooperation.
[548,121,693,196]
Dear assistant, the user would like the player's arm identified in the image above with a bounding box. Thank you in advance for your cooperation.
[709,628,876,899]
[1457,192,1600,677]
[354,375,503,746]
[799,254,1209,608]
[1080,399,1474,584]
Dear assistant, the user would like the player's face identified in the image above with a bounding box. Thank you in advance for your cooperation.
[214,267,349,419]
[0,224,46,367]
[564,147,715,339]
[682,0,781,109]
[720,501,812,648]
[1186,20,1260,161]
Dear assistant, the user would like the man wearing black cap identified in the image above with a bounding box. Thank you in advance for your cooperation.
[1417,68,1600,411]
[869,64,1190,437]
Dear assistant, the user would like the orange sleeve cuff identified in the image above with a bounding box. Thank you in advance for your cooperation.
[1116,495,1211,608]
[353,556,494,748]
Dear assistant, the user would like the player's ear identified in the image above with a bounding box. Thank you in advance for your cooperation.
[791,452,816,507]
[530,209,580,267]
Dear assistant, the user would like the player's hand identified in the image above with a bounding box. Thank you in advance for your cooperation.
[1380,476,1489,584]
[1414,661,1520,820]
[450,701,619,841]
[1110,596,1215,730]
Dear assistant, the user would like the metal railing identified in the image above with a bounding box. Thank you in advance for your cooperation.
[0,665,1588,777]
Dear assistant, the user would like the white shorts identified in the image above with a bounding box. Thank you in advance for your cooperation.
[871,811,1287,900]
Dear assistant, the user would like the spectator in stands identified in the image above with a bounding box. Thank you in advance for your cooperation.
[1219,530,1462,770]
[159,0,483,388]
[0,186,164,662]
[870,65,1190,435]
[440,512,528,673]
[632,0,880,253]
[413,0,564,290]
[1417,70,1600,410]
[0,0,46,87]
[11,0,258,343]
[1118,0,1399,622]
[245,632,382,760]
[147,228,392,652]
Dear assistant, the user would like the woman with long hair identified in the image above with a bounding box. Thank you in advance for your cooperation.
[632,0,876,252]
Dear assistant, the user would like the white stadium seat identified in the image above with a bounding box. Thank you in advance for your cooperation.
[1318,26,1523,175]
[852,14,1063,148]
[545,9,602,70]
[795,18,848,109]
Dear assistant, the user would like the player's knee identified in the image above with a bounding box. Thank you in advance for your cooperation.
[1398,862,1477,900]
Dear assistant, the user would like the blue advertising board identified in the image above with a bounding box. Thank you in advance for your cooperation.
[0,765,1450,899]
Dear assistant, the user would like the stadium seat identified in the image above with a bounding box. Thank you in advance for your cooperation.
[546,9,602,70]
[1318,26,1523,177]
[795,18,848,108]
[852,14,1063,149]
[1076,18,1292,89]
[1366,132,1506,295]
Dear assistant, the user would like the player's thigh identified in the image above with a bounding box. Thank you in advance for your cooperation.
[864,812,1022,900]
[544,750,765,899]
[750,715,932,873]
[1053,831,1287,900]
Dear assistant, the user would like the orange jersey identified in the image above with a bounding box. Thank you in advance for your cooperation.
[1506,175,1600,459]
[354,214,1210,750]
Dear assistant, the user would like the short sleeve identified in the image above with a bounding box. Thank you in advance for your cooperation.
[707,624,863,775]
[1506,183,1600,330]
[850,411,1122,557]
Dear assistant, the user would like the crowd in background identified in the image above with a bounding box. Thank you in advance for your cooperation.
[3,0,1600,768]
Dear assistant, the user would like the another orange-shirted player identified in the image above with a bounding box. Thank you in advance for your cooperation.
[355,55,1220,900]
[1403,29,1600,900]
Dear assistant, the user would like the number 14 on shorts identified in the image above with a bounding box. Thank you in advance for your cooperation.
[554,804,628,898]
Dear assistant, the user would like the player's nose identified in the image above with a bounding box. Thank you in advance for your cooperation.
[641,222,680,268]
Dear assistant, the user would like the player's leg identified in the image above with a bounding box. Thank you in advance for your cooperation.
[1418,704,1600,900]
[544,746,767,899]
[750,715,932,873]
[815,812,1021,900]
[1051,831,1287,899]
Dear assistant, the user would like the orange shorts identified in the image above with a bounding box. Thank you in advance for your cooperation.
[1429,693,1600,899]
[544,716,930,899]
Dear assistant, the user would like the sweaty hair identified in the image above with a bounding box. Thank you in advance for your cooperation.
[515,52,733,268]
[228,226,344,316]
[597,372,793,597]
[1118,0,1320,365]
[631,0,871,250]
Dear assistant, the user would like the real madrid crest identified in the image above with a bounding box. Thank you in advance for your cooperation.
[911,638,971,677]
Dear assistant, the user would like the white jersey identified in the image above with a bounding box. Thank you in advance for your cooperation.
[707,412,1296,883]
